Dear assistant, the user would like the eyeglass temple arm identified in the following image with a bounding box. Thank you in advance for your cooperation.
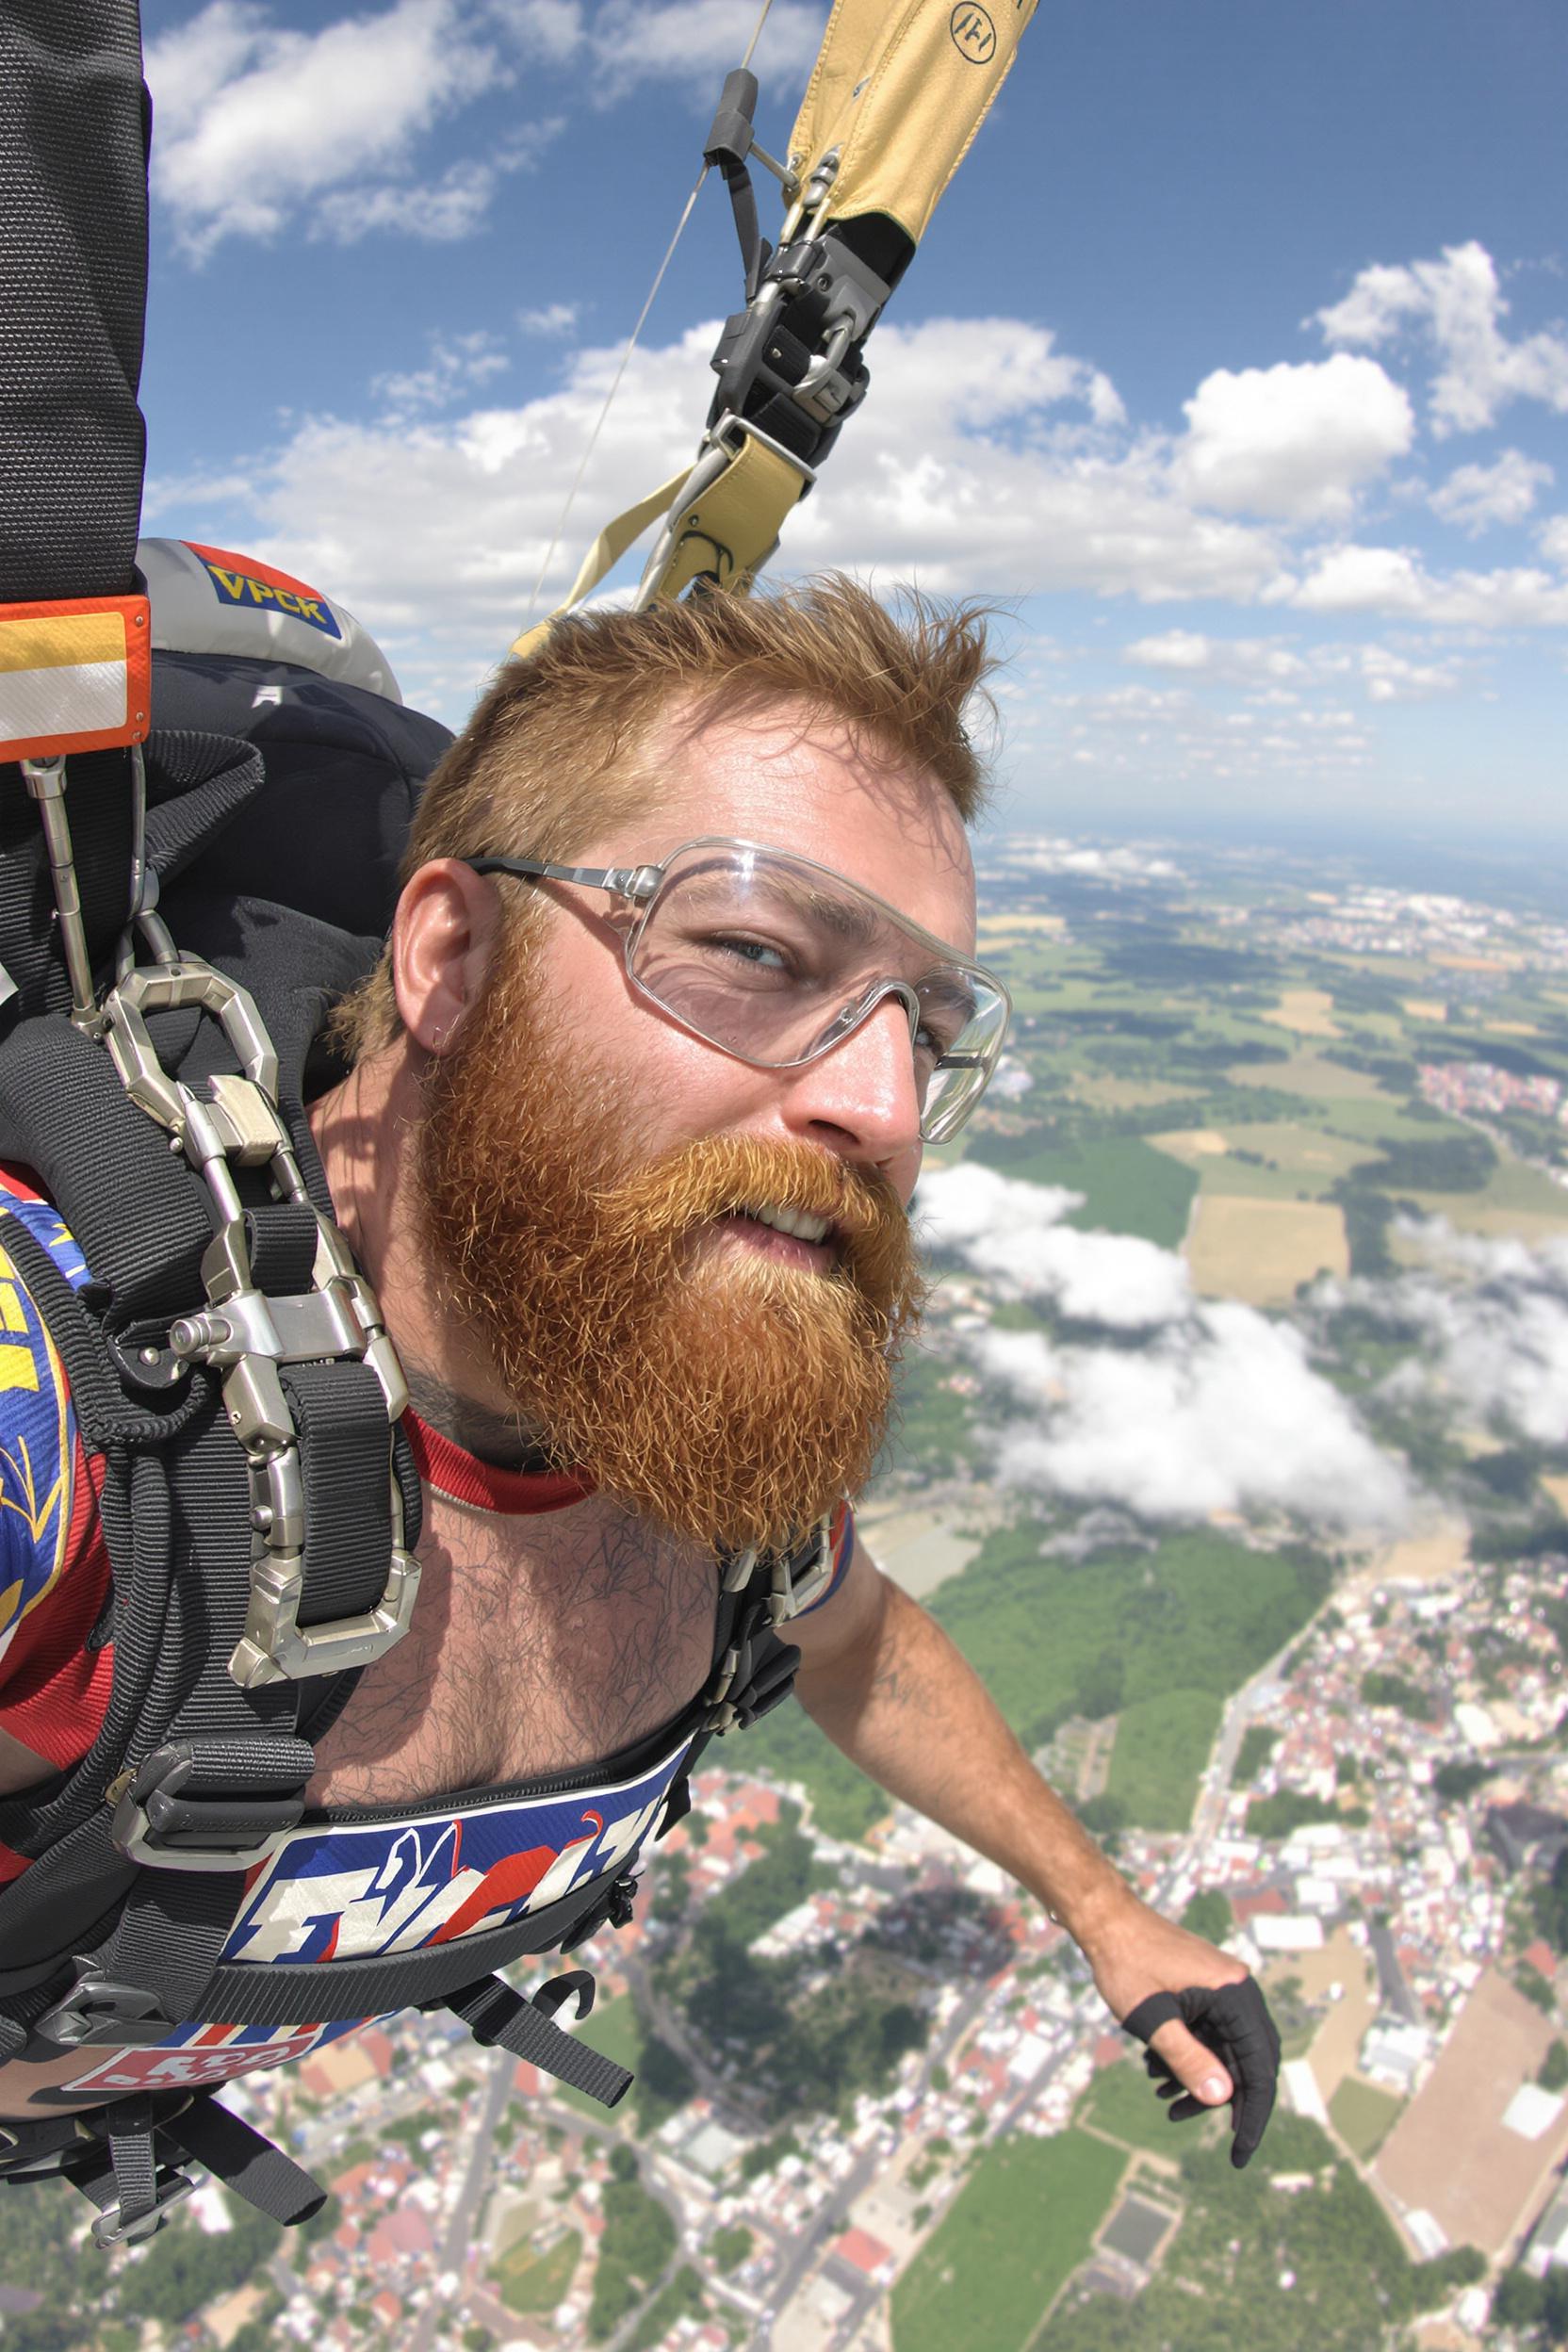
[466,856,663,903]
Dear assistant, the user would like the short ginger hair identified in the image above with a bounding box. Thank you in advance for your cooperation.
[335,573,996,1061]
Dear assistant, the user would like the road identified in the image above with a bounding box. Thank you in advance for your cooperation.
[404,2044,514,2352]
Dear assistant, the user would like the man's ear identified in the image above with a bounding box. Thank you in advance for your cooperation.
[392,859,506,1054]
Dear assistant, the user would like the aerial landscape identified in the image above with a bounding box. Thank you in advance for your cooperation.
[18,825,1568,2352]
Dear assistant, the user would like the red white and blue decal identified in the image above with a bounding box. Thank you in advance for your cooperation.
[58,1739,693,2097]
[221,1737,693,1966]
[57,2017,368,2099]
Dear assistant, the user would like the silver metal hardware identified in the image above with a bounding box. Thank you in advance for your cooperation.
[722,1544,759,1593]
[91,944,420,1684]
[91,2174,196,2250]
[797,317,855,400]
[12,729,419,1689]
[769,1513,837,1624]
[20,757,98,1025]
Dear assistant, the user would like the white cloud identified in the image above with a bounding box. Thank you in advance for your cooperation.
[918,1164,1194,1328]
[518,302,581,336]
[145,0,502,254]
[1326,1221,1568,1448]
[582,0,827,101]
[373,331,511,414]
[1539,514,1568,568]
[1122,631,1309,684]
[1431,449,1554,535]
[983,840,1183,883]
[1315,241,1568,438]
[1359,646,1460,704]
[1122,629,1213,671]
[1173,354,1413,522]
[1286,543,1568,628]
[917,1166,1408,1530]
[162,315,1290,710]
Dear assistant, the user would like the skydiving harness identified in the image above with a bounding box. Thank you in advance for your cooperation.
[0,0,1039,2246]
[514,0,1041,652]
[0,772,821,2238]
[0,8,820,2246]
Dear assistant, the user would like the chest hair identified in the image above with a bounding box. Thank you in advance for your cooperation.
[310,1490,720,1808]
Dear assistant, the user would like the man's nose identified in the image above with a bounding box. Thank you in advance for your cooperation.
[778,990,923,1163]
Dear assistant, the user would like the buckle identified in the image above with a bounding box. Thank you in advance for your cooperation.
[36,1968,180,2052]
[770,1512,836,1623]
[110,1742,303,1873]
[100,949,419,1689]
[91,2169,195,2248]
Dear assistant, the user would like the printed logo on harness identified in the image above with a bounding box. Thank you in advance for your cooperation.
[186,541,344,640]
[221,1739,694,1966]
[59,2018,364,2099]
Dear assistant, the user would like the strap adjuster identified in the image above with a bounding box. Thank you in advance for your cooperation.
[111,1741,304,1873]
[90,2168,195,2248]
[36,1968,180,2051]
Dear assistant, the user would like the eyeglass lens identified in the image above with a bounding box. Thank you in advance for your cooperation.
[625,845,1008,1142]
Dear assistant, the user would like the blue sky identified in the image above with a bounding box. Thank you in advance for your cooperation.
[139,0,1568,841]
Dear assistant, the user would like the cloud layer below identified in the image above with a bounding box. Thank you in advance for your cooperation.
[916,1165,1411,1532]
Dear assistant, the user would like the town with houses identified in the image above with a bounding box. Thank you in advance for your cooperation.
[40,1516,1568,2352]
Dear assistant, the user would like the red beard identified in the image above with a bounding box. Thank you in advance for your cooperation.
[416,955,924,1553]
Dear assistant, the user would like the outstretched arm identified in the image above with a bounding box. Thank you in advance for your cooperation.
[790,1542,1278,2163]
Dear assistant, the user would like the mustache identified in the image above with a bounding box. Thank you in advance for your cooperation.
[588,1134,923,1329]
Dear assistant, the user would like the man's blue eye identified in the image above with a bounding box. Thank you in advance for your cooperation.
[711,934,791,972]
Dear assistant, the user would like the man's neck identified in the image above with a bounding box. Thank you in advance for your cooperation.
[400,1360,556,1475]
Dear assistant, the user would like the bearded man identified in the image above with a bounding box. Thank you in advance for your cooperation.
[0,577,1276,2174]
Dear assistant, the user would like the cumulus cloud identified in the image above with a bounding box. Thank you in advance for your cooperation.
[1431,449,1555,534]
[1284,543,1568,628]
[916,1167,1408,1529]
[146,0,826,253]
[981,840,1182,883]
[918,1164,1194,1328]
[1315,241,1568,437]
[145,0,503,255]
[170,313,1293,706]
[582,0,826,100]
[1327,1221,1568,1448]
[1359,646,1460,704]
[1122,631,1310,684]
[1173,354,1413,522]
[372,331,511,415]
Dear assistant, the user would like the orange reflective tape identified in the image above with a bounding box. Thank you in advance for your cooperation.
[0,594,152,763]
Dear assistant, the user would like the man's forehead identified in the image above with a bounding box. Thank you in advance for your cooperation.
[624,695,977,939]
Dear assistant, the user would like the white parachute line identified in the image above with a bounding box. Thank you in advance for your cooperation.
[524,0,779,618]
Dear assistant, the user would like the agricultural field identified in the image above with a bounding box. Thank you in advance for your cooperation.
[890,2131,1126,2352]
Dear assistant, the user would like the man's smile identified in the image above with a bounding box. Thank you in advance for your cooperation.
[713,1203,838,1272]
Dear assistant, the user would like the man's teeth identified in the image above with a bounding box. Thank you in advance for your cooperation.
[745,1203,831,1244]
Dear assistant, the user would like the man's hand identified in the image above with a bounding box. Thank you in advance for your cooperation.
[1082,1898,1281,2167]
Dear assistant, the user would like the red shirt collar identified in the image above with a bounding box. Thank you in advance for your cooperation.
[402,1410,592,1514]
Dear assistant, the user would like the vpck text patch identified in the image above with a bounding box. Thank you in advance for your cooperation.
[188,542,343,639]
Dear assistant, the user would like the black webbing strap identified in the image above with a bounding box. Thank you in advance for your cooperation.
[282,1359,398,1627]
[166,2094,324,2225]
[0,1021,214,1318]
[0,0,148,605]
[443,1971,632,2110]
[104,2094,159,2238]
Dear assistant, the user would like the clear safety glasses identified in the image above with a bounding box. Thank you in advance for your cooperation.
[466,836,1012,1144]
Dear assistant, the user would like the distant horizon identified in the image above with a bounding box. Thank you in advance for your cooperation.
[972,804,1568,915]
